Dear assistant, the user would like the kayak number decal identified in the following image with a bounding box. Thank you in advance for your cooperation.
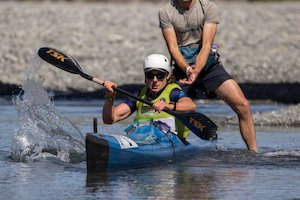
[112,134,138,149]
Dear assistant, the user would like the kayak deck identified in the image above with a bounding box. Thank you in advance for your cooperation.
[86,123,216,172]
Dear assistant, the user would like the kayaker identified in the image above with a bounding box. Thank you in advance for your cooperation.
[158,0,258,152]
[102,53,196,140]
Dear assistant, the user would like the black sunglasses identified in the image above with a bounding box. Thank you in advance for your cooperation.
[145,71,167,80]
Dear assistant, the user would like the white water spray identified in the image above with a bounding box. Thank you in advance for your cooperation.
[11,55,85,163]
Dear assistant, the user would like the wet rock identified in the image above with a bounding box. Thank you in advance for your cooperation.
[253,104,300,126]
[226,103,300,127]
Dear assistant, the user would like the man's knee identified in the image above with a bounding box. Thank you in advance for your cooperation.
[235,99,252,118]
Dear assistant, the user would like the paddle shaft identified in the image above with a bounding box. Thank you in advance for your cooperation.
[91,77,184,118]
[92,77,151,104]
[92,74,217,140]
[38,47,217,140]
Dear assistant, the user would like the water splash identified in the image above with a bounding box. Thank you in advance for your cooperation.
[10,55,85,163]
[264,150,300,157]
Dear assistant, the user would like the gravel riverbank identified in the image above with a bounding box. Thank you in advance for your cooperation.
[0,1,299,125]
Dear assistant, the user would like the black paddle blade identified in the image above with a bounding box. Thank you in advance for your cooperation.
[175,111,218,140]
[38,47,83,75]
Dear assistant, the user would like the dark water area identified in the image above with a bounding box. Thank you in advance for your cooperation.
[0,99,299,200]
[2,82,300,104]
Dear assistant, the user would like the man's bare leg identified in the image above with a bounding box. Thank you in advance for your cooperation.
[215,79,258,152]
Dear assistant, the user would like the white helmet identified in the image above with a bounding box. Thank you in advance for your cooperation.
[144,54,171,74]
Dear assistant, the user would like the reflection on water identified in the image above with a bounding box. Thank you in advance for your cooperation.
[83,146,300,199]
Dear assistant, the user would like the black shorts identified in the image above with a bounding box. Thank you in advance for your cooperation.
[173,62,233,98]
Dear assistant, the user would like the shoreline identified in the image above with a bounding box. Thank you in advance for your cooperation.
[3,82,300,127]
[2,82,300,104]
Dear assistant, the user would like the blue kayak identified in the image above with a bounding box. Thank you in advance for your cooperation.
[86,121,216,172]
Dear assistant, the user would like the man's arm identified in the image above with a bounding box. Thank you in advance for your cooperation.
[181,23,217,85]
[194,23,217,75]
[161,28,190,74]
[162,23,218,85]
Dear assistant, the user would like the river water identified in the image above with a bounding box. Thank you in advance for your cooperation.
[0,57,299,199]
[0,97,299,200]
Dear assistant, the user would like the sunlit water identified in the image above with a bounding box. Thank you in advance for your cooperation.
[0,58,299,199]
[1,100,300,199]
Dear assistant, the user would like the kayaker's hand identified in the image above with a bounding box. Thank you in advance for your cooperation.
[153,100,173,112]
[104,80,118,95]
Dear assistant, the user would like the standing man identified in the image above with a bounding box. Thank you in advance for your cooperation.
[159,0,258,152]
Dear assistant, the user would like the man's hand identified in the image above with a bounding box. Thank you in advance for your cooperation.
[179,66,199,85]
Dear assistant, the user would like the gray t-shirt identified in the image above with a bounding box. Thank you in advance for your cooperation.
[159,0,220,47]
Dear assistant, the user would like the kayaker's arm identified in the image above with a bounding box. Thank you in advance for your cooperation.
[153,97,196,112]
[102,102,132,124]
[102,80,132,124]
[175,97,196,112]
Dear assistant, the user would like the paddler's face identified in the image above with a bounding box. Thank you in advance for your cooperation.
[144,70,169,94]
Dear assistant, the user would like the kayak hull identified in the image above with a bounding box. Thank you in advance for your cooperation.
[86,128,216,172]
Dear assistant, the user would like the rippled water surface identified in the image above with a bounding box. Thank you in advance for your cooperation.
[0,98,299,200]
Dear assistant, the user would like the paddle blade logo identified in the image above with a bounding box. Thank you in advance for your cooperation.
[46,49,65,62]
[189,117,206,131]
